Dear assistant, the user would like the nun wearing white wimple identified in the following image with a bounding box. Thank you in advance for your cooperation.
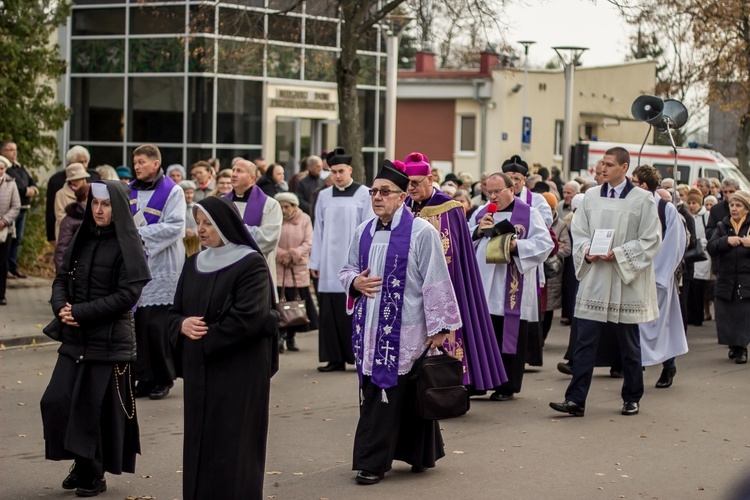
[169,195,277,500]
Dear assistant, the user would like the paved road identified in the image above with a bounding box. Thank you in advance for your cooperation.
[1,305,749,499]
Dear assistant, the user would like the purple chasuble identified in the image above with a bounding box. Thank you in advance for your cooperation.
[474,199,531,355]
[352,209,414,391]
[130,175,177,225]
[224,185,268,227]
[408,192,507,389]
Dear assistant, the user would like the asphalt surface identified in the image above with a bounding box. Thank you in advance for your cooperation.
[1,281,749,499]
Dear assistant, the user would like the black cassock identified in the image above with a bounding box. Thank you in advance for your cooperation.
[170,252,275,500]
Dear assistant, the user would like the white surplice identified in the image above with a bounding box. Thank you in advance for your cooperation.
[233,191,282,286]
[640,193,688,365]
[470,203,554,319]
[519,186,553,228]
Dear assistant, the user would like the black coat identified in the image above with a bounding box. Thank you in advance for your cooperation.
[296,174,326,215]
[169,252,275,500]
[54,202,85,271]
[706,216,750,301]
[51,224,144,363]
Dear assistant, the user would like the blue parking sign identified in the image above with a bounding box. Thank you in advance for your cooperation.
[522,116,532,145]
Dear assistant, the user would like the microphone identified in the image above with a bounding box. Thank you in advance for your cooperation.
[487,202,498,214]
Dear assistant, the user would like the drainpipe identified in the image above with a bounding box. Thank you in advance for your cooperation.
[472,80,488,173]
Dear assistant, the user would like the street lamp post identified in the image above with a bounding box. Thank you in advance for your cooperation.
[518,40,536,157]
[552,46,588,181]
[382,17,412,160]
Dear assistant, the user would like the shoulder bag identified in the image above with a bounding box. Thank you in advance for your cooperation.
[410,346,469,420]
[275,266,309,329]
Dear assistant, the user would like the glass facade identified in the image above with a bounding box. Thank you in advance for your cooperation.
[66,0,386,177]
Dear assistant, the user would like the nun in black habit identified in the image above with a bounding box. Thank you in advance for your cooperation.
[169,196,277,500]
[41,181,151,497]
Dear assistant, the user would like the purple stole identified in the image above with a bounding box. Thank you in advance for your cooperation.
[129,176,176,225]
[224,186,268,227]
[474,200,531,354]
[352,209,415,392]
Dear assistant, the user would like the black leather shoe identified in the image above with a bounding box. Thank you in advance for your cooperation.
[75,477,106,497]
[134,382,154,399]
[14,272,28,279]
[286,338,299,352]
[278,338,285,354]
[411,465,428,473]
[736,348,748,364]
[549,400,585,417]
[62,462,81,490]
[557,362,573,376]
[356,470,383,485]
[621,401,639,415]
[489,391,514,401]
[655,367,676,388]
[610,369,624,378]
[728,347,737,359]
[0,298,6,306]
[148,382,174,400]
[317,363,345,372]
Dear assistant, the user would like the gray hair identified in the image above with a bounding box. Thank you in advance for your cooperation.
[564,180,581,193]
[722,178,740,189]
[95,164,119,180]
[306,155,322,167]
[696,177,710,186]
[66,145,90,165]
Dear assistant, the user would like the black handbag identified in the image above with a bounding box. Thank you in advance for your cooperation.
[410,346,469,420]
[42,317,64,341]
[683,242,707,264]
[543,254,563,278]
[275,267,309,329]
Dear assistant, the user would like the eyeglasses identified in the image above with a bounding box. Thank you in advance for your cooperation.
[486,187,512,197]
[408,176,429,188]
[369,187,403,197]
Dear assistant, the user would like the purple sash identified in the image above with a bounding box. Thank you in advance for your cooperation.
[502,200,530,354]
[130,176,176,225]
[224,186,268,227]
[352,209,414,392]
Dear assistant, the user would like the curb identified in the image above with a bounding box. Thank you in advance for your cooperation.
[7,277,53,290]
[0,336,56,349]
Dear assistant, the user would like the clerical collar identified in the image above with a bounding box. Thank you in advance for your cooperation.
[335,179,354,191]
[498,200,515,213]
[410,189,435,213]
[131,171,165,191]
[332,180,360,197]
[375,219,392,231]
[232,186,253,202]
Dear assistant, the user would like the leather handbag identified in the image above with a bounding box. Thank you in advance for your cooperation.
[275,266,309,329]
[410,346,469,420]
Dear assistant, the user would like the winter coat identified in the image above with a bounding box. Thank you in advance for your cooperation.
[54,202,85,272]
[707,216,750,302]
[544,214,572,311]
[51,223,144,363]
[0,174,20,237]
[691,207,713,281]
[275,208,312,288]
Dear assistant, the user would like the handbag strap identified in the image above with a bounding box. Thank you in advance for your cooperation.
[288,265,303,301]
[278,267,288,303]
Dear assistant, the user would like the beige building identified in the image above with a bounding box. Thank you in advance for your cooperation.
[396,50,657,181]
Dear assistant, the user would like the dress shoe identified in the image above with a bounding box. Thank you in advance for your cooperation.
[134,383,154,399]
[736,348,748,364]
[557,362,573,376]
[609,369,624,378]
[148,382,174,400]
[286,338,299,352]
[356,470,383,485]
[411,465,428,473]
[655,366,676,388]
[14,272,27,279]
[560,318,571,326]
[62,462,82,490]
[278,338,285,354]
[728,347,738,359]
[0,298,6,305]
[7,272,16,279]
[549,400,585,416]
[75,477,106,497]
[317,362,345,372]
[489,391,514,401]
[621,401,639,415]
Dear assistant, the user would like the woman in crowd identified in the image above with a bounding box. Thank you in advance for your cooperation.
[257,163,288,197]
[95,164,119,181]
[274,192,318,352]
[704,195,718,212]
[676,184,690,203]
[212,169,233,197]
[166,164,186,184]
[0,154,20,306]
[685,188,713,327]
[453,189,475,220]
[169,196,276,500]
[707,190,750,364]
[41,181,151,497]
[54,184,90,273]
[541,192,571,340]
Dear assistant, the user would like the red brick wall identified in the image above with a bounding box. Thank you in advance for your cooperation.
[395,100,455,162]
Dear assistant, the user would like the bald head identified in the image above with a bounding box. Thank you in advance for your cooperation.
[231,159,258,194]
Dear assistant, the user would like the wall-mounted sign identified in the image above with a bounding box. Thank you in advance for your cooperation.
[270,89,337,111]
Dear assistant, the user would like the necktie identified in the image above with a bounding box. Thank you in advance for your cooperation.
[610,188,615,198]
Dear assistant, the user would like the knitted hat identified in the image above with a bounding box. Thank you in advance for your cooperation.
[570,193,585,212]
[686,188,703,206]
[729,190,750,212]
[116,165,133,179]
[403,152,431,177]
[275,192,300,206]
[166,164,186,179]
[179,180,197,192]
[542,191,558,211]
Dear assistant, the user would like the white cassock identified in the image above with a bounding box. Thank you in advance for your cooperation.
[470,203,554,320]
[133,184,186,306]
[339,207,462,375]
[233,192,282,286]
[640,194,688,365]
[309,182,374,292]
[518,186,553,228]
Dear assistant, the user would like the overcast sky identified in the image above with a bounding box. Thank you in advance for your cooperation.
[504,0,631,68]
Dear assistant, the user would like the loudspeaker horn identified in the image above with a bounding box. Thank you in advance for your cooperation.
[631,95,664,125]
[657,99,689,131]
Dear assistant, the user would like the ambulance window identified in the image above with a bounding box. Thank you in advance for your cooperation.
[703,168,723,181]
[654,164,690,183]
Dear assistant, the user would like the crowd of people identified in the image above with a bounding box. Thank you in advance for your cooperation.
[0,139,747,497]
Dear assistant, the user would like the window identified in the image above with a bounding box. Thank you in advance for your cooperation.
[306,19,337,47]
[268,14,302,43]
[216,79,263,145]
[72,8,125,36]
[128,77,184,143]
[130,6,185,35]
[554,119,564,157]
[70,77,124,142]
[459,115,476,152]
[655,163,690,184]
[188,78,214,144]
[702,168,724,182]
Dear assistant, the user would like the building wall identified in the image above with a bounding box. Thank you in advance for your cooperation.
[395,99,455,162]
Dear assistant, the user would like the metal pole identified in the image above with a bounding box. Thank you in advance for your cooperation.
[562,62,574,180]
[385,31,398,159]
[518,41,535,156]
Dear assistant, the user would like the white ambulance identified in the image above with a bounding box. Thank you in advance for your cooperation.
[573,141,750,191]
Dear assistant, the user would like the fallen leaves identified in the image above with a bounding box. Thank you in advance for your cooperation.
[267,471,282,475]
[452,450,464,454]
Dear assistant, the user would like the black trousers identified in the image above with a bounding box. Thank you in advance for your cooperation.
[134,305,175,387]
[679,277,691,334]
[565,319,643,407]
[318,293,354,364]
[687,279,706,326]
[490,315,528,395]
[0,236,11,300]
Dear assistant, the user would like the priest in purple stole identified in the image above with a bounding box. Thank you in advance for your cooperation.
[403,152,507,394]
[339,160,462,486]
[471,172,554,402]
